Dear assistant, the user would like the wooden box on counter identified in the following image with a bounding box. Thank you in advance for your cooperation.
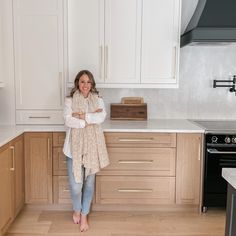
[110,103,147,120]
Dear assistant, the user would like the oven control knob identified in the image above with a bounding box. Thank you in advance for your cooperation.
[225,136,231,144]
[232,137,236,143]
[211,136,218,143]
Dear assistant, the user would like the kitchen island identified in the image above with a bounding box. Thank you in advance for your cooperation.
[222,168,236,236]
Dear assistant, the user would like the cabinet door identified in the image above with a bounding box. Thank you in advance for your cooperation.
[0,1,3,87]
[13,0,64,109]
[0,144,13,235]
[67,0,104,84]
[67,0,141,86]
[25,132,53,204]
[176,133,202,205]
[104,0,141,84]
[10,135,24,217]
[141,0,180,85]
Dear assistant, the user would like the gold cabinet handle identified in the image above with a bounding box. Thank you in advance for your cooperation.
[10,146,15,171]
[63,189,70,192]
[59,72,63,106]
[117,189,153,193]
[118,160,153,164]
[47,138,50,161]
[172,46,177,78]
[105,45,108,79]
[118,138,154,142]
[100,46,103,79]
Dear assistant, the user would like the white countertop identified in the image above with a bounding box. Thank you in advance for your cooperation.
[222,168,236,189]
[0,119,204,147]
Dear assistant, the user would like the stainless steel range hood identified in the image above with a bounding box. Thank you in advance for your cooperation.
[181,0,236,47]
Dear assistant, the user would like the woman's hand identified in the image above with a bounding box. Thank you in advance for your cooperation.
[72,112,85,120]
[94,108,103,113]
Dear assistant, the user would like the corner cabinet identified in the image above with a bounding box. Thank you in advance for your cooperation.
[0,144,12,235]
[10,135,24,218]
[13,0,65,124]
[66,0,181,88]
[0,135,24,236]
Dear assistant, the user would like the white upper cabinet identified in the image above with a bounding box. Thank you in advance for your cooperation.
[67,0,181,88]
[13,0,64,110]
[103,0,141,85]
[67,0,103,84]
[67,0,141,86]
[0,1,4,87]
[141,0,181,87]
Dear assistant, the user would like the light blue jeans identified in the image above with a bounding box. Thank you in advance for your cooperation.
[66,157,95,215]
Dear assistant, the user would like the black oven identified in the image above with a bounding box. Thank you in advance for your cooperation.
[202,133,236,212]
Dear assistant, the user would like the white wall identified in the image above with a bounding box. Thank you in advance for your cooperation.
[0,0,15,125]
[1,0,236,124]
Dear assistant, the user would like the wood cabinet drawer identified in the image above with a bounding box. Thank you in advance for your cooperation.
[96,176,175,204]
[104,132,176,148]
[102,147,175,176]
[53,176,71,204]
[53,148,67,175]
[53,132,66,147]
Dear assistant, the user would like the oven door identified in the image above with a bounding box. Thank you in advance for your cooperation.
[203,146,236,209]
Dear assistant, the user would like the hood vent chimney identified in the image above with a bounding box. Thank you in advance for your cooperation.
[181,0,236,47]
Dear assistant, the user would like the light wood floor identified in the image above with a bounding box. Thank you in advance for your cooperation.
[6,208,225,236]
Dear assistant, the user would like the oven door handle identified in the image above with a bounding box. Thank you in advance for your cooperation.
[207,148,236,154]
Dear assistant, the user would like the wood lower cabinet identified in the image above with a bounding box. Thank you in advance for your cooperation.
[96,132,177,206]
[22,131,202,211]
[53,176,71,204]
[0,143,13,235]
[10,135,24,217]
[96,176,175,204]
[52,132,69,204]
[24,132,53,204]
[176,133,202,205]
[0,135,24,235]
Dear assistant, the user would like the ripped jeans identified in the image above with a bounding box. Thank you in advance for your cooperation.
[66,157,95,215]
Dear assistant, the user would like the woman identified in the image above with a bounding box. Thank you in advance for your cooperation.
[63,70,109,232]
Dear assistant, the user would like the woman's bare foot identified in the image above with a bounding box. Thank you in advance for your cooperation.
[80,214,89,232]
[72,211,80,224]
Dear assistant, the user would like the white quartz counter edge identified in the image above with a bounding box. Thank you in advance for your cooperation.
[222,168,236,189]
[0,119,204,148]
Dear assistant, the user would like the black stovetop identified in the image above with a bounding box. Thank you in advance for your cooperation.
[192,120,236,132]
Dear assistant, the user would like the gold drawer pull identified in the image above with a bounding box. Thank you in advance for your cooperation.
[118,160,153,164]
[10,146,15,171]
[63,189,70,192]
[118,189,153,193]
[118,138,154,142]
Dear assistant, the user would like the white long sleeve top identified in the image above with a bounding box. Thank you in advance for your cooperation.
[62,96,107,158]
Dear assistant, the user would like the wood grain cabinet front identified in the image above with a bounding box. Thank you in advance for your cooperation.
[52,132,71,204]
[10,135,24,217]
[0,135,24,235]
[0,143,13,235]
[24,132,53,204]
[96,132,177,206]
